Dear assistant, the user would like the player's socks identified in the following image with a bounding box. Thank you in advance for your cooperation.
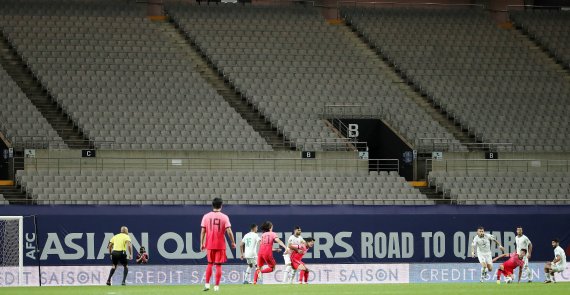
[299,270,305,283]
[205,263,213,285]
[304,270,309,283]
[253,269,261,284]
[107,268,116,283]
[122,267,128,285]
[215,265,222,286]
[289,270,297,284]
[244,266,252,283]
[283,265,292,283]
[525,267,532,282]
[496,269,503,281]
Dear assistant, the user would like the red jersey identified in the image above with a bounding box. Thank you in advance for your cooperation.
[503,252,524,269]
[201,211,231,250]
[290,244,308,262]
[259,231,278,256]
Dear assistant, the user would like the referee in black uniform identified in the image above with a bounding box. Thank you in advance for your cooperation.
[106,226,133,286]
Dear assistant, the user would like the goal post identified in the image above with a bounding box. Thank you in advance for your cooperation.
[0,216,23,286]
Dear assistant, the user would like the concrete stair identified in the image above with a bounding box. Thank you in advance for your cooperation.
[0,32,91,149]
[159,19,296,151]
[418,186,448,205]
[0,185,29,205]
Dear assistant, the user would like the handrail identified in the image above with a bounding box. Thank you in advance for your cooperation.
[337,1,485,9]
[416,138,514,152]
[321,104,382,120]
[506,4,570,13]
[18,156,399,174]
[6,135,369,151]
[425,158,570,181]
[3,197,438,206]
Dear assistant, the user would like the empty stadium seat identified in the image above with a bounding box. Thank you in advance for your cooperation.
[0,66,67,149]
[16,169,432,205]
[0,0,272,151]
[428,170,570,205]
[510,10,570,69]
[165,3,466,152]
[342,6,570,151]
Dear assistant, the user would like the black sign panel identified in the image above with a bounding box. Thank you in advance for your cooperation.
[82,149,96,158]
[485,152,498,160]
[301,151,316,159]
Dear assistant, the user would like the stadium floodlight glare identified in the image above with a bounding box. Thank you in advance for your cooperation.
[0,216,23,286]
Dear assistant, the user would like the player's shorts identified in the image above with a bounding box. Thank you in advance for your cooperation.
[207,249,227,264]
[245,258,257,266]
[477,253,493,265]
[551,264,565,273]
[283,254,291,265]
[111,251,128,266]
[257,253,276,269]
[501,264,515,276]
[291,258,304,270]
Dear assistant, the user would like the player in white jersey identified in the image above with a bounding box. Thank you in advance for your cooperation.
[283,226,305,284]
[544,238,567,283]
[471,226,505,282]
[240,224,261,284]
[515,226,533,282]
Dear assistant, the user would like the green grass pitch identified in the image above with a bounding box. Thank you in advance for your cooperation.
[1,283,569,295]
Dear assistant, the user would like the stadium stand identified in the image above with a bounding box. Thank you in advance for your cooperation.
[428,170,570,205]
[0,66,67,149]
[510,9,570,70]
[0,0,272,151]
[0,193,6,204]
[15,169,432,205]
[342,7,570,152]
[165,3,467,152]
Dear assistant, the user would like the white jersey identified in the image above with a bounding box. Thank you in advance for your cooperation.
[242,232,261,259]
[554,246,566,268]
[284,234,304,255]
[472,233,496,255]
[515,235,531,254]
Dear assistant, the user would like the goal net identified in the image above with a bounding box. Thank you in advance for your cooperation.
[0,216,23,286]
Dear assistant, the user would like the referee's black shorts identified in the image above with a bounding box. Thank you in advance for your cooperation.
[111,251,128,266]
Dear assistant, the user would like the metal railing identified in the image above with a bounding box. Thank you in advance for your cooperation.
[506,4,570,13]
[416,138,514,153]
[369,158,399,173]
[321,104,382,120]
[7,136,114,150]
[337,1,485,9]
[18,156,397,173]
[425,158,570,180]
[3,197,439,206]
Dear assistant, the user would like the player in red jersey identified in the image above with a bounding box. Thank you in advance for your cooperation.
[253,221,288,284]
[200,197,236,292]
[493,249,527,284]
[290,237,314,284]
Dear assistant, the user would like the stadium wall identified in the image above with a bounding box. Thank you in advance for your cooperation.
[0,205,568,286]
